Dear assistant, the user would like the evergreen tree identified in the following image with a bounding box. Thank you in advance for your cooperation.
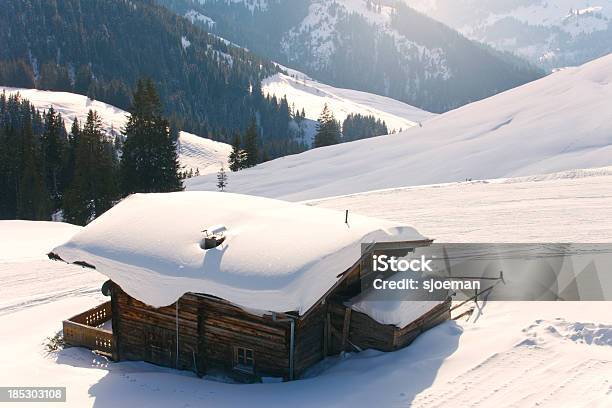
[17,120,50,220]
[314,104,341,148]
[243,120,259,168]
[217,165,228,191]
[342,113,388,142]
[41,107,68,207]
[120,79,183,194]
[228,133,246,172]
[63,111,117,225]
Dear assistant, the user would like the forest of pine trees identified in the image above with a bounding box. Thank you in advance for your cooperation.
[0,80,184,225]
[342,113,388,142]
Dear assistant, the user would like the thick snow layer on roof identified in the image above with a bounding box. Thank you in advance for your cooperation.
[52,192,425,313]
[350,296,443,328]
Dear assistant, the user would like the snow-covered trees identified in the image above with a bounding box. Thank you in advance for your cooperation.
[314,104,342,148]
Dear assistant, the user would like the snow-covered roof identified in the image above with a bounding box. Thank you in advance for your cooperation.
[350,292,444,328]
[52,192,426,314]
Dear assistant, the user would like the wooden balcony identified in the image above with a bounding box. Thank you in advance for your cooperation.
[63,301,115,358]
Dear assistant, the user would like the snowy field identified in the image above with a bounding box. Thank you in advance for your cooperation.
[0,87,230,175]
[189,53,612,200]
[1,168,611,407]
[307,166,612,243]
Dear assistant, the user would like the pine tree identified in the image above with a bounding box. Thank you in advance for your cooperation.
[228,132,246,172]
[314,104,341,148]
[63,111,117,225]
[17,120,50,220]
[217,165,228,191]
[120,79,183,194]
[41,107,68,207]
[243,119,259,168]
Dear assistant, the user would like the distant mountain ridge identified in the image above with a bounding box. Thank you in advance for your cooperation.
[405,0,612,71]
[158,0,544,112]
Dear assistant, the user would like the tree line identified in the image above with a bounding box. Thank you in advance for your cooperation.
[312,104,389,149]
[0,80,183,225]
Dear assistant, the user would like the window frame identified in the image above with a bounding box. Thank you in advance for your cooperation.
[233,346,255,373]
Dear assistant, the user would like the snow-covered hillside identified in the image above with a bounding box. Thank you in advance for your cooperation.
[0,87,230,175]
[1,168,611,406]
[406,0,612,70]
[263,69,434,145]
[188,53,612,200]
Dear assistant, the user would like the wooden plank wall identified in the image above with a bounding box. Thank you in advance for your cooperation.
[111,284,291,379]
[196,296,290,379]
[294,303,325,377]
[393,298,452,349]
[111,285,199,371]
[328,302,396,352]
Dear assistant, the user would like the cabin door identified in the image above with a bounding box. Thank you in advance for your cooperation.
[145,326,176,368]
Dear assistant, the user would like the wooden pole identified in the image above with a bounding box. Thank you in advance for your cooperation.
[341,308,351,351]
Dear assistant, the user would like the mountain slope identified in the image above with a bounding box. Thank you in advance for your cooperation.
[1,87,230,175]
[0,0,296,154]
[157,0,544,113]
[187,53,612,200]
[406,0,612,71]
[262,68,435,146]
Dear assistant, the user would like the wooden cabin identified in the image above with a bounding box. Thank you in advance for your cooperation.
[53,192,451,382]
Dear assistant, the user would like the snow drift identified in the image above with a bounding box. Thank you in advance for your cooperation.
[188,53,612,200]
[51,192,425,312]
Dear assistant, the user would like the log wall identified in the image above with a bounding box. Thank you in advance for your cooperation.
[110,284,291,380]
[196,295,290,379]
[294,303,325,377]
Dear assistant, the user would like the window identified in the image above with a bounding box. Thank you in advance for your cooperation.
[234,346,255,373]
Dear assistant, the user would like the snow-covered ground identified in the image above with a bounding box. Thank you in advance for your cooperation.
[188,53,612,200]
[307,166,612,243]
[1,167,611,407]
[262,70,434,137]
[0,87,230,175]
[176,132,231,175]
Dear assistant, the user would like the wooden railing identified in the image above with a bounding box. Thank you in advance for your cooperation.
[63,301,114,358]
